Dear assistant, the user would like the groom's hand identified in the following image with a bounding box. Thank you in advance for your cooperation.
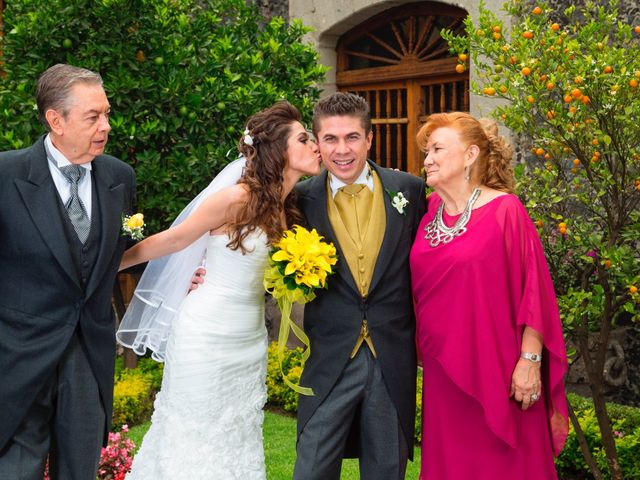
[189,267,206,292]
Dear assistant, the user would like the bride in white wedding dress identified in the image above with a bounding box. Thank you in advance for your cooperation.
[115,101,321,479]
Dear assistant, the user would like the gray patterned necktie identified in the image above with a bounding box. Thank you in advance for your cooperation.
[59,165,91,243]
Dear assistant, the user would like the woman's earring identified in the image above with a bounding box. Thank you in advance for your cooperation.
[464,165,470,181]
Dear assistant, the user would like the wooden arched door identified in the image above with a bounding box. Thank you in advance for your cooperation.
[336,1,469,175]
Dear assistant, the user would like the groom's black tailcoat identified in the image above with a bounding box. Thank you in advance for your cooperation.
[295,161,427,457]
[0,136,136,450]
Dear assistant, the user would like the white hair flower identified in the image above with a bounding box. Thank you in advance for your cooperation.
[243,128,254,146]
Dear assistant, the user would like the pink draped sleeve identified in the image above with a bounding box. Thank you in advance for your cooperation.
[500,198,569,455]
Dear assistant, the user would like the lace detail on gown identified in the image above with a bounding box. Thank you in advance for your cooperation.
[127,232,269,480]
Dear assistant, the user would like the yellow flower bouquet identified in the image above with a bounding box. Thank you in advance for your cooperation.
[264,225,337,395]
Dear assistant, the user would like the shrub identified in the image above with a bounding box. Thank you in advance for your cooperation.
[266,341,305,413]
[415,368,423,443]
[131,356,164,392]
[557,394,640,478]
[43,425,135,480]
[111,370,153,429]
[96,425,136,480]
[0,0,327,233]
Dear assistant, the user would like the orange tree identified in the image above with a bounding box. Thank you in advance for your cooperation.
[443,1,639,479]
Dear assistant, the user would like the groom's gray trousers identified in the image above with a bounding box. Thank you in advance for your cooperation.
[293,346,408,480]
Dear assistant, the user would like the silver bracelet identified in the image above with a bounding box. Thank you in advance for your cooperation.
[520,352,542,363]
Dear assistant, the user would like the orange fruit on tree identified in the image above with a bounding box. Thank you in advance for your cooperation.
[574,76,583,84]
[635,26,640,34]
[539,74,548,82]
[581,95,591,104]
[499,85,508,93]
[559,227,567,235]
[573,158,581,166]
[521,67,532,76]
[535,147,545,156]
[603,259,612,268]
[569,106,577,113]
[535,220,544,228]
[564,94,573,103]
[544,153,551,159]
[603,66,613,74]
[630,79,639,88]
[455,64,465,74]
[532,6,542,15]
[630,286,639,294]
[558,222,567,229]
[492,26,501,33]
[592,138,599,146]
[527,95,535,103]
[484,86,496,96]
[636,71,640,78]
[546,110,555,119]
[458,53,468,62]
[551,23,560,32]
[546,82,555,90]
[493,32,502,40]
[509,56,517,65]
[523,31,534,39]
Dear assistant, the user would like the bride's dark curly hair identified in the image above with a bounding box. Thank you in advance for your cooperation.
[227,100,305,252]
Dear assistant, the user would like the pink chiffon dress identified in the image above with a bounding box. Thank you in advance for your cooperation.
[410,193,568,480]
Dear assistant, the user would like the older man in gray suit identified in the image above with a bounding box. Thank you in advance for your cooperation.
[0,64,136,480]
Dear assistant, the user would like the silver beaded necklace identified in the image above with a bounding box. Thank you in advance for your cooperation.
[423,187,482,247]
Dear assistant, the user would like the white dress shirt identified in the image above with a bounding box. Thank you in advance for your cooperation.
[45,134,93,219]
[329,163,374,198]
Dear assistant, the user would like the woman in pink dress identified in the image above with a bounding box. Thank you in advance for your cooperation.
[409,112,568,479]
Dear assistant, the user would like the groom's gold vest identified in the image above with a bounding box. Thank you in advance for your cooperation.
[327,170,386,357]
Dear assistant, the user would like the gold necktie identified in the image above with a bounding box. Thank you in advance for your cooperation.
[334,184,371,245]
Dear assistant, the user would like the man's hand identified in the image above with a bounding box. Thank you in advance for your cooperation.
[189,267,206,292]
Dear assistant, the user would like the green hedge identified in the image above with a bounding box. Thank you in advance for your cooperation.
[556,393,640,479]
[0,0,327,233]
[112,356,164,428]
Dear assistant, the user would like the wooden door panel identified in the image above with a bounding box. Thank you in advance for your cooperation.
[336,2,470,176]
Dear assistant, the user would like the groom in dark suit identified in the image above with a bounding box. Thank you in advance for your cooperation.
[293,92,426,479]
[0,64,136,480]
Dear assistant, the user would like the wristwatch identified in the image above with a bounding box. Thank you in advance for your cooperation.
[520,352,542,363]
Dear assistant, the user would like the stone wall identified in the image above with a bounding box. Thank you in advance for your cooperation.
[252,0,289,22]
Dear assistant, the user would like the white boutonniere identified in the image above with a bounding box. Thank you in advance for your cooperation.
[122,213,145,240]
[386,189,409,215]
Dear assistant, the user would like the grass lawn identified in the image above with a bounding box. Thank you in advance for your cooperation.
[128,410,422,479]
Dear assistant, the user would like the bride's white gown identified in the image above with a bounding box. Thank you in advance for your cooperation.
[127,231,269,479]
